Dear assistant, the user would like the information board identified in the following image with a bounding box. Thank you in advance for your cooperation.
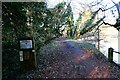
[20,40,33,49]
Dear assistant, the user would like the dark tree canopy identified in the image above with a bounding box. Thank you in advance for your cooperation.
[2,2,68,79]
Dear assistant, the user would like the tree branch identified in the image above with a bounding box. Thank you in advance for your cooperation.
[90,0,103,7]
[103,20,120,30]
[103,21,114,26]
[111,0,120,18]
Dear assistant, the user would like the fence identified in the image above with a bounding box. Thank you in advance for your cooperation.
[108,47,120,67]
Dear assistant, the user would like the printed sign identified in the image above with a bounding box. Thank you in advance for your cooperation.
[20,40,32,49]
[19,51,23,61]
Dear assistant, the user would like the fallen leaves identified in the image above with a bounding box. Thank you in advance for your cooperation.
[18,39,120,79]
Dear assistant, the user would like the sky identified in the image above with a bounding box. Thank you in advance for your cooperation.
[46,0,120,24]
[2,0,119,24]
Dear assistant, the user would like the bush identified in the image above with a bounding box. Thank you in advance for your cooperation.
[2,41,20,79]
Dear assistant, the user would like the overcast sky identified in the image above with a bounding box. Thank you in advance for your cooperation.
[46,0,119,24]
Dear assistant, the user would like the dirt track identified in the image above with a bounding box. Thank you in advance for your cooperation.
[20,37,120,79]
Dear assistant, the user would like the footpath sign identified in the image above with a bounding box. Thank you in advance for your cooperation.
[19,37,36,72]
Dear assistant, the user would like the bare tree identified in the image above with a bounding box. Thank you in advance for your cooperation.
[102,0,120,30]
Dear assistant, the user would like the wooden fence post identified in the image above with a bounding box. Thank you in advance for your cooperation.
[108,47,113,62]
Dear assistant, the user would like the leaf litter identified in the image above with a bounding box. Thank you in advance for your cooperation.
[18,37,120,79]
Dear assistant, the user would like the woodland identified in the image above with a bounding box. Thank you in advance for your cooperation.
[2,1,120,79]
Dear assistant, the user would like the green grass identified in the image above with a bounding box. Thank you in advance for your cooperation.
[72,40,108,61]
[72,40,100,53]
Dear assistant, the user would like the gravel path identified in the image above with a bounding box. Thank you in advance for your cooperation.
[19,37,120,79]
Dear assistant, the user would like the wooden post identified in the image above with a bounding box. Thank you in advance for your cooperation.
[108,47,113,62]
[98,26,100,50]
